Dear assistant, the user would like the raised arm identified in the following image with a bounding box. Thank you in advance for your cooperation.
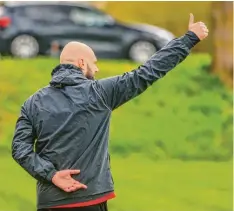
[95,14,208,110]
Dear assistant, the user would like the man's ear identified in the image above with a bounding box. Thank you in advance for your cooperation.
[77,59,85,69]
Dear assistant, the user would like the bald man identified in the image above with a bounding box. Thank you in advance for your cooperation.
[12,14,208,211]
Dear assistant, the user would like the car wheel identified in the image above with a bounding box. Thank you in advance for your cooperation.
[10,35,39,58]
[128,40,157,63]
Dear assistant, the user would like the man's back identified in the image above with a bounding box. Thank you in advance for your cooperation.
[17,64,114,208]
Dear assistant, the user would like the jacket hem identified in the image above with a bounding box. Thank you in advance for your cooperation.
[37,189,114,209]
[51,192,115,208]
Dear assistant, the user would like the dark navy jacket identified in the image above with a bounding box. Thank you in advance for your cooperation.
[11,31,200,209]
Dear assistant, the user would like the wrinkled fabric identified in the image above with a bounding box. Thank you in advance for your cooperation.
[11,31,200,209]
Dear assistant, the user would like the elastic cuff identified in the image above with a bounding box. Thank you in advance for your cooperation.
[46,169,57,182]
[182,31,200,49]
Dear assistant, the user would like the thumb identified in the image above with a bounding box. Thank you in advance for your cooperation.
[69,169,81,175]
[189,13,194,26]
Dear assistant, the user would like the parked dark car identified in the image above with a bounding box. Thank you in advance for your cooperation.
[0,2,175,62]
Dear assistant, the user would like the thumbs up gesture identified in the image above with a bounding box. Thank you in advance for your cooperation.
[188,13,209,40]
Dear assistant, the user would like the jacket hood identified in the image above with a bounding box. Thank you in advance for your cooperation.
[50,64,88,88]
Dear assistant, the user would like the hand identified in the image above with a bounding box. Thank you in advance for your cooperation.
[188,13,209,40]
[52,169,87,193]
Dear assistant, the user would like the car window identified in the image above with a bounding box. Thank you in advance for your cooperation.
[14,5,69,24]
[69,7,113,27]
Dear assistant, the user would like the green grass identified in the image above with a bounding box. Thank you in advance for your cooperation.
[110,155,233,211]
[0,54,233,211]
[0,154,232,211]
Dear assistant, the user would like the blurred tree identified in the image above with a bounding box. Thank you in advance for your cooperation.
[104,2,212,53]
[211,1,233,87]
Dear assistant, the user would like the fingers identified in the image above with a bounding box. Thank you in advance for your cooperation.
[201,24,209,33]
[199,21,205,25]
[203,27,209,33]
[198,21,209,33]
[199,22,207,28]
[73,180,87,189]
[64,182,88,193]
[203,32,209,38]
[65,185,77,192]
[189,13,194,26]
[77,182,88,189]
[54,169,87,193]
[69,169,80,175]
[62,179,87,193]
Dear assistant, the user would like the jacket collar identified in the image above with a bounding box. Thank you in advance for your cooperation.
[50,64,88,88]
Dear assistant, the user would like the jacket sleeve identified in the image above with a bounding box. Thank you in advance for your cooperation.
[12,102,57,182]
[95,31,200,110]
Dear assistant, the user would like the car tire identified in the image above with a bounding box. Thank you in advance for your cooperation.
[10,34,39,58]
[128,40,157,63]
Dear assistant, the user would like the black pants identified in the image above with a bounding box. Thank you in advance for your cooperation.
[38,202,108,211]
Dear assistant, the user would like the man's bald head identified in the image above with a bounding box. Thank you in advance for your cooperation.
[59,41,99,79]
[60,42,94,64]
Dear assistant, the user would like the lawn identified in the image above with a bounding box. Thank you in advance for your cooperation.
[0,54,233,211]
[0,154,232,211]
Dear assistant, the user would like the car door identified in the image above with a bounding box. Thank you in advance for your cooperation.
[56,5,124,59]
